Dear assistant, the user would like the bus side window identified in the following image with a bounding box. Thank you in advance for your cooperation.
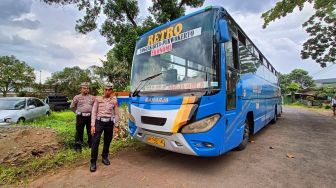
[232,38,239,70]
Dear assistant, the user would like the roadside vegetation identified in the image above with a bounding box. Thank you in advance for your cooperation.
[0,106,140,185]
[285,102,335,118]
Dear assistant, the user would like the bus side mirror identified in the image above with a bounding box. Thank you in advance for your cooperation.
[219,20,230,43]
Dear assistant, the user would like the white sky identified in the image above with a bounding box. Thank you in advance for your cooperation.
[0,0,334,83]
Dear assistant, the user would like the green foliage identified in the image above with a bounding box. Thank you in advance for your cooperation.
[42,0,205,72]
[262,0,336,67]
[0,55,35,97]
[280,69,315,94]
[289,69,315,89]
[0,138,139,185]
[95,50,130,91]
[22,111,77,147]
[306,96,315,101]
[288,82,300,92]
[316,92,327,99]
[315,86,336,99]
[149,0,204,24]
[325,105,331,109]
[1,109,140,185]
[46,66,93,98]
[279,74,291,94]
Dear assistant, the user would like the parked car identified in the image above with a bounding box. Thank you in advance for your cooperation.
[0,97,51,125]
[45,95,70,111]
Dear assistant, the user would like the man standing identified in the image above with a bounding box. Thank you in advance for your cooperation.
[332,95,336,116]
[70,82,95,152]
[90,83,120,172]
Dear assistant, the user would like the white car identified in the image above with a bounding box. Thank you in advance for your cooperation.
[0,97,51,125]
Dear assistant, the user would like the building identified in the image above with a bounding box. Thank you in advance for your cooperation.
[315,78,336,87]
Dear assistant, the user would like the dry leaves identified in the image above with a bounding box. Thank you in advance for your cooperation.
[286,153,295,159]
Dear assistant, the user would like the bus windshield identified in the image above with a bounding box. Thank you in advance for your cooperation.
[131,10,219,96]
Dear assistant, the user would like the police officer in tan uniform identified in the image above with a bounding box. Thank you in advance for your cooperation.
[90,83,120,172]
[70,82,95,152]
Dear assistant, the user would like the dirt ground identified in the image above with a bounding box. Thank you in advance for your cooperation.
[29,106,336,188]
[0,126,61,166]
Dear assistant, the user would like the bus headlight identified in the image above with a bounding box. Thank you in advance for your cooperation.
[181,114,220,134]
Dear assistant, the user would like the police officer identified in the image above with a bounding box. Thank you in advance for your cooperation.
[90,83,120,172]
[70,82,95,152]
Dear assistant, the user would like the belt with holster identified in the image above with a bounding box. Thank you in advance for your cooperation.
[76,112,91,116]
[97,117,115,123]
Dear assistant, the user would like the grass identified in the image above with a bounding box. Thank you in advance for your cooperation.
[21,110,78,148]
[0,138,139,185]
[0,109,141,185]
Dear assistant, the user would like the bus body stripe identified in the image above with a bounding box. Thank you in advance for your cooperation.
[171,96,196,133]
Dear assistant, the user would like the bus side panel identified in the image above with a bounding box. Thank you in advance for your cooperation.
[183,117,226,156]
[254,76,267,133]
[222,109,245,154]
[182,94,226,156]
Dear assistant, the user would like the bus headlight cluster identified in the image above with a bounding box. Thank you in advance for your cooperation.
[181,114,220,134]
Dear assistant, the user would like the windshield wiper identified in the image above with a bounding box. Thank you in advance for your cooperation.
[132,72,162,97]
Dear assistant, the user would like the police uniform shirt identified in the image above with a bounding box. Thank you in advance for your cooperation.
[71,94,95,113]
[91,96,120,127]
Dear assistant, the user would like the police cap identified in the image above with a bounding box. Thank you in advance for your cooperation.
[80,82,90,88]
[104,82,114,89]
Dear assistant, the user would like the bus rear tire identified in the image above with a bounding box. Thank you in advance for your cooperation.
[236,118,251,151]
[271,108,277,124]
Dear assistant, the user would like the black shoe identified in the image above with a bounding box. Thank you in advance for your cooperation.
[90,162,96,172]
[102,158,110,165]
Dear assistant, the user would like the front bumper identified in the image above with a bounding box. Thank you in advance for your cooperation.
[128,120,223,156]
[132,126,197,156]
[0,122,11,126]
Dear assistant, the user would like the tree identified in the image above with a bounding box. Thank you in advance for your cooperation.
[288,69,315,89]
[94,50,130,91]
[41,0,205,68]
[279,73,291,94]
[316,86,335,99]
[288,82,300,102]
[46,66,91,98]
[262,0,336,67]
[87,65,106,95]
[0,55,35,97]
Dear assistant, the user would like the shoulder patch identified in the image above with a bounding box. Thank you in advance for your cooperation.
[97,96,103,103]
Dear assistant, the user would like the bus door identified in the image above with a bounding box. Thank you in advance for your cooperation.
[222,38,242,151]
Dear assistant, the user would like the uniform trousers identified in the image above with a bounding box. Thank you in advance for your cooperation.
[75,115,92,149]
[91,119,114,163]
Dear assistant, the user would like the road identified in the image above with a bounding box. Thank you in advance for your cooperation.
[29,106,336,188]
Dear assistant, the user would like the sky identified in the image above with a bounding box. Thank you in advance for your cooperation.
[0,0,335,83]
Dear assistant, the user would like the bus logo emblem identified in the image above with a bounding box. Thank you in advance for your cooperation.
[145,97,169,103]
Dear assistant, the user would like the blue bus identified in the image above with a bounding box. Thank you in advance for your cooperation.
[128,6,281,156]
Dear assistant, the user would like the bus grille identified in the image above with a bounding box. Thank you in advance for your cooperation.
[141,116,167,126]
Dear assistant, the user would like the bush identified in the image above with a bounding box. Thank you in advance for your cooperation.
[306,96,315,101]
[325,105,331,109]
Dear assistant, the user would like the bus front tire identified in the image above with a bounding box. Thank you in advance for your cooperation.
[236,118,251,151]
[271,108,277,124]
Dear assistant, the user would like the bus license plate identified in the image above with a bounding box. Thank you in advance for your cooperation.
[147,136,165,147]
